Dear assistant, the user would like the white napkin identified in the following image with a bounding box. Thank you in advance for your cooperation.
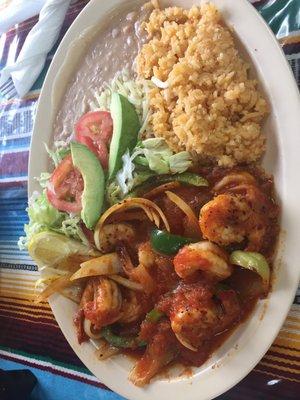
[0,0,72,98]
[0,0,47,36]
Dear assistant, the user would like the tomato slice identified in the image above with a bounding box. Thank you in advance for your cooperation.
[46,155,84,213]
[75,111,113,168]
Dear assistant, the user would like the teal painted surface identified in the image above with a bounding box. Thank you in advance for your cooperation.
[258,0,300,36]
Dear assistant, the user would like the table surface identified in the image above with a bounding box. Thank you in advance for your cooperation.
[0,1,299,399]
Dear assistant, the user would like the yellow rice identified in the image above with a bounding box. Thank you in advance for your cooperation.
[136,3,268,166]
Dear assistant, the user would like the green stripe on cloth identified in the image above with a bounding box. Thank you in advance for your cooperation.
[0,345,92,376]
[0,351,110,390]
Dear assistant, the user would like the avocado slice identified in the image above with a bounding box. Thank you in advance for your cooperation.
[108,92,140,179]
[70,142,104,229]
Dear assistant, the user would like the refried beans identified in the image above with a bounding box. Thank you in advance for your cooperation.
[53,1,151,142]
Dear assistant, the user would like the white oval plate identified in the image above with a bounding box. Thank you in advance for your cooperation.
[28,1,300,399]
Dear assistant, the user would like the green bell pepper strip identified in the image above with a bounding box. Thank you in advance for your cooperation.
[150,229,195,255]
[230,251,270,293]
[146,309,164,323]
[101,327,146,349]
[127,172,208,198]
[157,172,209,187]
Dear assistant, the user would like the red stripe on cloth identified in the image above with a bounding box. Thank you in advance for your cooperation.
[256,361,300,382]
[272,343,300,352]
[0,151,29,177]
[4,16,38,40]
[0,352,109,390]
[261,356,300,372]
[0,307,55,322]
[3,322,67,347]
[252,0,270,7]
[0,29,16,67]
[1,333,77,365]
[0,180,27,189]
[0,298,51,312]
[0,315,82,367]
[282,42,300,56]
[0,94,38,109]
[1,315,69,347]
[267,349,300,363]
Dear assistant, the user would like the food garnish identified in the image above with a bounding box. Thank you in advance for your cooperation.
[230,251,270,293]
[108,93,140,179]
[150,229,195,255]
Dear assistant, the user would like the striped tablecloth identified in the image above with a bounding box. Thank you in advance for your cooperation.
[0,1,299,399]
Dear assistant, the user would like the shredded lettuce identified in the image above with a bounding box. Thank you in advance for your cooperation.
[27,191,64,227]
[45,143,70,167]
[143,152,169,174]
[91,68,155,137]
[56,214,89,245]
[169,152,193,174]
[142,138,170,151]
[18,222,46,250]
[134,138,192,175]
[36,172,51,188]
[19,142,85,250]
[106,181,123,205]
[116,150,136,194]
[106,138,193,205]
[18,191,88,250]
[107,169,155,204]
[18,192,61,250]
[34,143,70,189]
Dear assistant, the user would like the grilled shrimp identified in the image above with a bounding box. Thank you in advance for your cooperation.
[213,171,256,192]
[132,242,157,293]
[173,241,232,281]
[117,242,156,294]
[228,183,275,215]
[82,277,122,329]
[138,242,156,268]
[129,320,178,386]
[118,242,176,295]
[214,170,278,217]
[118,290,144,324]
[200,193,267,251]
[96,223,136,252]
[172,291,240,351]
[163,283,219,351]
[171,303,218,351]
[158,283,240,352]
